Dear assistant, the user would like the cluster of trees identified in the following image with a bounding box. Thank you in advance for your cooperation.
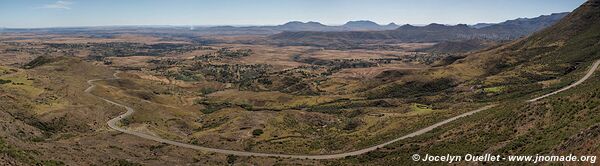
[215,48,253,58]
[0,79,11,84]
[3,42,58,56]
[292,55,378,69]
[193,48,253,61]
[48,42,199,57]
[401,52,452,65]
[161,63,271,84]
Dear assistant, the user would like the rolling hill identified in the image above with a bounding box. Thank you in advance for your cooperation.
[0,0,595,165]
[334,0,600,164]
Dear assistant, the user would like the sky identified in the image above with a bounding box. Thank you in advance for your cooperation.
[0,0,587,28]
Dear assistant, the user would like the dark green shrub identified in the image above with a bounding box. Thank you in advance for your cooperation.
[0,79,11,84]
[252,129,264,136]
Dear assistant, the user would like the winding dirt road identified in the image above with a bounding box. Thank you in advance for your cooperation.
[528,60,600,102]
[85,59,600,159]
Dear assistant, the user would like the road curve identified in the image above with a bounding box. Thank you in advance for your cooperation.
[86,59,599,159]
[528,59,600,102]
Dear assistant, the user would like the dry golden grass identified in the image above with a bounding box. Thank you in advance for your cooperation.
[105,56,155,67]
[363,42,437,51]
[306,49,401,60]
[230,44,310,69]
[330,64,427,79]
[207,89,344,109]
[0,32,489,160]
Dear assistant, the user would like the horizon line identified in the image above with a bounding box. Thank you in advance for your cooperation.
[0,11,571,30]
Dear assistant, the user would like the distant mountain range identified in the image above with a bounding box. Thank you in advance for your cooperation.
[0,12,570,48]
[341,20,400,30]
[268,12,569,47]
[451,0,600,83]
[194,20,402,35]
[469,13,568,29]
[193,12,568,36]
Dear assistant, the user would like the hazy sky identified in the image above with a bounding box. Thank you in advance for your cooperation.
[0,0,586,28]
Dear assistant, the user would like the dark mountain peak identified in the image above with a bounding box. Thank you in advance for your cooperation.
[282,21,325,27]
[456,24,470,28]
[470,23,495,29]
[343,20,382,29]
[425,23,447,28]
[400,24,415,28]
[277,21,329,31]
[345,21,376,25]
[306,21,323,25]
[282,21,302,25]
[396,24,418,30]
[384,22,400,29]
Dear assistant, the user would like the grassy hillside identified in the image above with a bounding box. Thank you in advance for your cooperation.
[0,57,238,165]
[0,1,596,165]
[332,70,600,165]
[451,0,599,103]
[327,0,600,165]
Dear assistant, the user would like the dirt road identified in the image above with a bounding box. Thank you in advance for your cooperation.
[86,59,600,159]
